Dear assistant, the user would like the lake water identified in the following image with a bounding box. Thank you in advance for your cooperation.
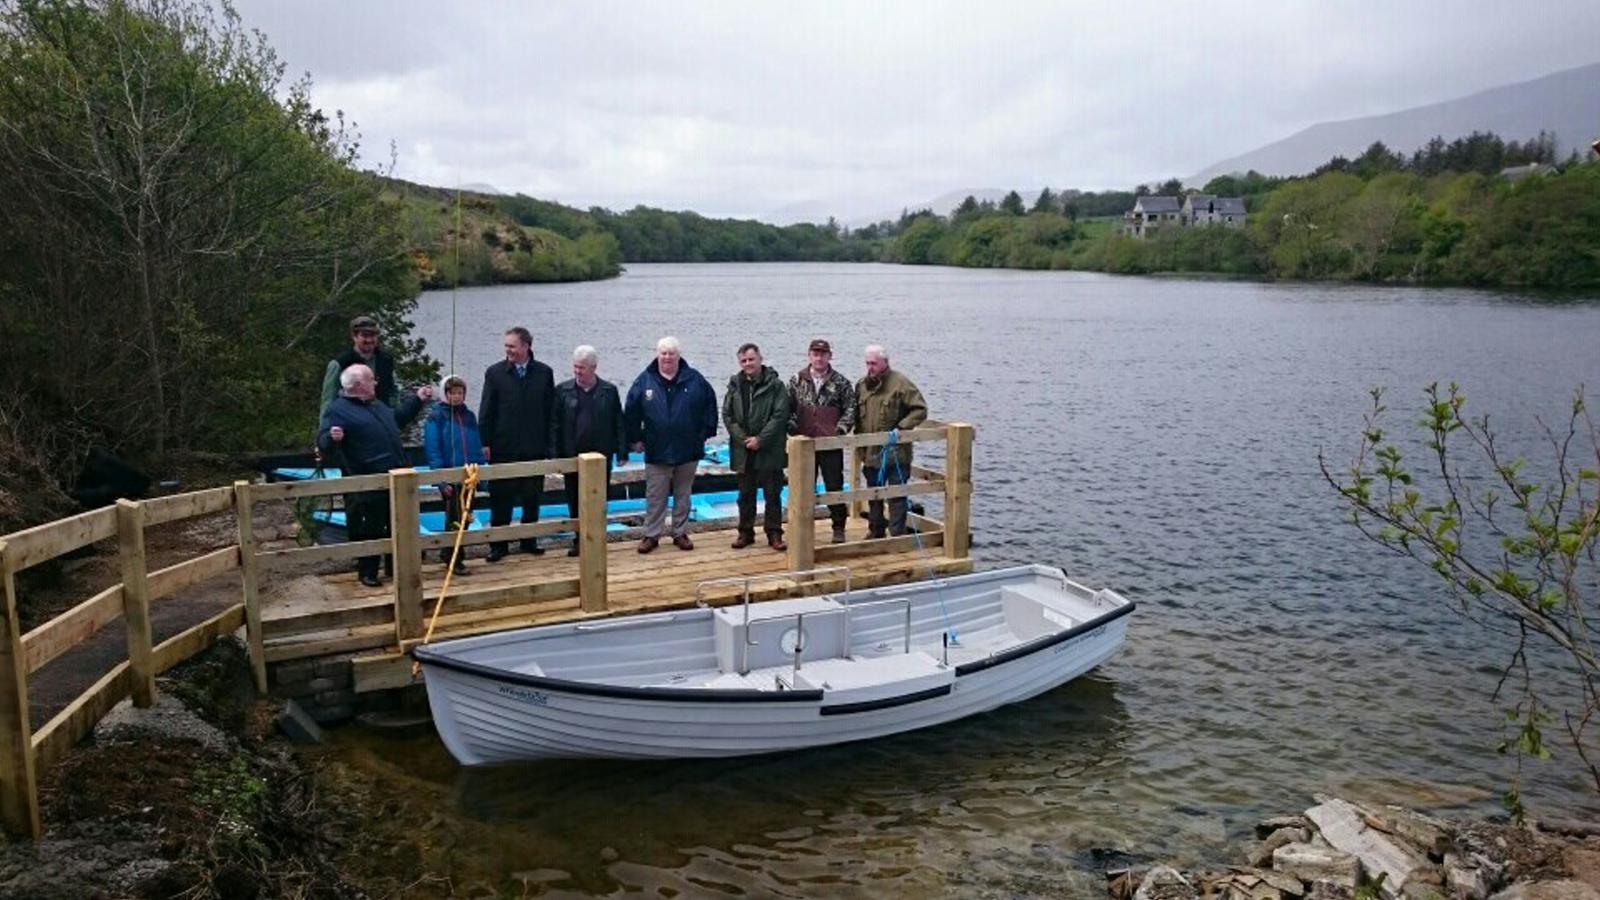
[344,263,1600,897]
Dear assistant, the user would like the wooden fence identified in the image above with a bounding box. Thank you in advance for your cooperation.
[0,423,974,841]
[785,422,974,572]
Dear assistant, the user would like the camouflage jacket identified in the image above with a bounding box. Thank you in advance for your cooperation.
[787,366,855,438]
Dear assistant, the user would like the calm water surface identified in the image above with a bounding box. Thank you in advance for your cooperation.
[339,264,1600,897]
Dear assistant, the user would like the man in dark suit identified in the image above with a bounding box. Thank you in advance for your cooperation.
[479,326,556,561]
[550,345,627,556]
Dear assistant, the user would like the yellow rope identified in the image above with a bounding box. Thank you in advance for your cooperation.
[413,462,479,677]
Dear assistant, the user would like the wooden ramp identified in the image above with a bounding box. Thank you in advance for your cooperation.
[260,516,972,692]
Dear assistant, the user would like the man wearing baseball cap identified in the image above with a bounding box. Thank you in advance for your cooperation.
[788,337,856,543]
[320,314,400,414]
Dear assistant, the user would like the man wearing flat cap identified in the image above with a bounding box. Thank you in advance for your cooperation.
[788,338,855,543]
[320,315,400,414]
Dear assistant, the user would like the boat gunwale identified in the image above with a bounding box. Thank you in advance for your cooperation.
[411,646,826,703]
[954,600,1136,677]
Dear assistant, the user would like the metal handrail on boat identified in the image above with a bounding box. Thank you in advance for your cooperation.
[694,566,852,675]
[839,595,915,656]
[693,565,853,609]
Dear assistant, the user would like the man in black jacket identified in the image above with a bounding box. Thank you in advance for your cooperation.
[479,326,556,560]
[550,345,627,556]
[317,364,430,587]
[320,315,397,414]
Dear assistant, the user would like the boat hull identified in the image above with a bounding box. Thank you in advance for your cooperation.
[416,567,1132,764]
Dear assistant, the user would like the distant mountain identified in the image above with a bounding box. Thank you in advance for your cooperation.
[1192,61,1600,184]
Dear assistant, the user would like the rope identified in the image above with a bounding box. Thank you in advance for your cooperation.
[412,458,480,677]
[875,429,960,645]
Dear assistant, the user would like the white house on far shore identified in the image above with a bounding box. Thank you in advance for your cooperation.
[1122,196,1181,239]
[1123,193,1246,239]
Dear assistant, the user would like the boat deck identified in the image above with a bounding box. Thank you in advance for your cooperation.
[260,516,973,691]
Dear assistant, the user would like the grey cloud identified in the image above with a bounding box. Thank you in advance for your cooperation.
[234,0,1600,221]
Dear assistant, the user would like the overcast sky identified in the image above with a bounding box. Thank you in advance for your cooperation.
[234,0,1600,223]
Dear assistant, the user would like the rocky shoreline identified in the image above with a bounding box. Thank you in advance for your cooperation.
[1110,798,1600,900]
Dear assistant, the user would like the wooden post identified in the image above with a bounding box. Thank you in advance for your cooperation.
[115,499,156,708]
[234,481,267,693]
[944,423,974,560]
[576,453,609,612]
[849,446,867,520]
[0,541,41,839]
[786,436,816,572]
[389,468,424,641]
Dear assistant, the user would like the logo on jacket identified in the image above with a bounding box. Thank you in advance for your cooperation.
[645,389,654,401]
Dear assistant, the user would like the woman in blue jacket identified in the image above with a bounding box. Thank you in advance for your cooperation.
[424,375,486,574]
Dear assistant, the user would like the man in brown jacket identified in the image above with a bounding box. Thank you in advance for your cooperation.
[855,344,928,538]
[788,338,855,543]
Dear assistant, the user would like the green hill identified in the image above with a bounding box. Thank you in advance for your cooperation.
[384,179,623,288]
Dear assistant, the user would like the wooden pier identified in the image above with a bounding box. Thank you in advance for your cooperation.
[0,422,974,839]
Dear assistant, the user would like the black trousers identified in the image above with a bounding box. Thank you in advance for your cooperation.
[345,490,391,579]
[815,448,846,529]
[490,474,544,552]
[737,467,785,538]
[862,464,909,537]
[562,457,615,518]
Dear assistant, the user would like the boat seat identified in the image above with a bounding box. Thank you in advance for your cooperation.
[780,651,953,706]
[1000,584,1076,641]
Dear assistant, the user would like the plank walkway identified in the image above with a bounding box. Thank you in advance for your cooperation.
[260,516,972,687]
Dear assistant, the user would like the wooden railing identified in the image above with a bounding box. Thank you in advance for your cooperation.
[784,421,974,571]
[236,452,612,655]
[0,485,240,840]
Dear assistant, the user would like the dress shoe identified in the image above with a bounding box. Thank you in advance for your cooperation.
[867,528,887,540]
[567,545,580,557]
[767,535,787,552]
[637,536,659,554]
[486,546,509,563]
[521,541,545,556]
[672,534,694,551]
[358,573,382,588]
[831,526,847,544]
[731,533,756,549]
[452,559,469,577]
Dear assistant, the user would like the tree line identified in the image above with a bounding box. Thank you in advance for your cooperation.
[879,134,1600,289]
[481,126,1598,292]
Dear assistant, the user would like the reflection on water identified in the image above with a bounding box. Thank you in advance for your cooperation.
[442,675,1130,896]
[340,264,1600,895]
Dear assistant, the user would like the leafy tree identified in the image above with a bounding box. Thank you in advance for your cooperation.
[1323,384,1600,809]
[1031,187,1058,214]
[1157,177,1183,196]
[0,0,427,460]
[1000,190,1026,216]
[892,217,947,265]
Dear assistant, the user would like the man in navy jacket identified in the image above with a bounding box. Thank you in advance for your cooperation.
[623,336,717,553]
[318,364,430,587]
[478,326,556,560]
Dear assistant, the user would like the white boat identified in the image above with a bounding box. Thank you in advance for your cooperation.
[411,565,1134,764]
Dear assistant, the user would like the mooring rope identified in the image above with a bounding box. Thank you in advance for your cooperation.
[876,430,960,645]
[412,460,480,677]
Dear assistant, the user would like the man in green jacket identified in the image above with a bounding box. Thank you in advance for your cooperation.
[856,344,928,538]
[723,343,792,550]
